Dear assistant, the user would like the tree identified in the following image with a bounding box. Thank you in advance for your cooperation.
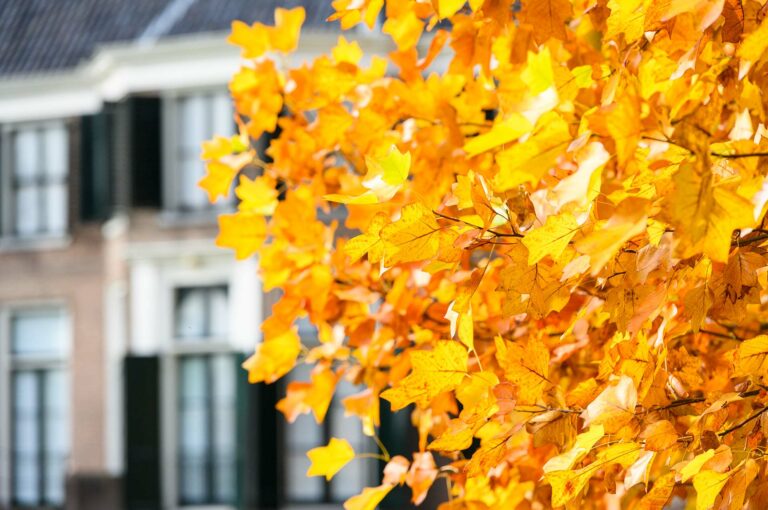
[200,1,768,508]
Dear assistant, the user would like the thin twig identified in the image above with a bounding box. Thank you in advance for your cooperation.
[718,406,768,437]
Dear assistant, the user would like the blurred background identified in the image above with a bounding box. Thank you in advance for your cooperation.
[0,1,421,509]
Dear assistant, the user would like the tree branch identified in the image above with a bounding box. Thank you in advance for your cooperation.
[718,406,768,437]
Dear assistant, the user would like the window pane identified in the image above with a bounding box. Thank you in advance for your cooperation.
[175,288,207,339]
[177,95,208,210]
[330,407,369,500]
[45,183,68,235]
[14,129,38,180]
[175,92,233,211]
[286,451,324,502]
[208,287,228,337]
[11,309,68,357]
[178,159,208,210]
[14,185,40,236]
[43,370,68,506]
[175,286,228,341]
[12,124,68,237]
[211,355,236,503]
[178,356,210,504]
[330,380,372,501]
[285,363,325,503]
[179,95,207,152]
[12,371,40,506]
[212,92,234,137]
[43,125,68,179]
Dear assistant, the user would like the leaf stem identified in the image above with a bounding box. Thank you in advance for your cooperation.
[356,452,390,462]
[373,433,391,462]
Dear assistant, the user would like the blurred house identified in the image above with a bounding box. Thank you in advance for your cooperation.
[0,1,413,509]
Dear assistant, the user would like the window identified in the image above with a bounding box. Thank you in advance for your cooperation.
[1,122,68,238]
[165,91,234,212]
[6,308,70,508]
[172,286,237,507]
[284,319,375,505]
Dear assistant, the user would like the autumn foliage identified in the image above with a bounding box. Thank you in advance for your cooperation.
[201,0,768,508]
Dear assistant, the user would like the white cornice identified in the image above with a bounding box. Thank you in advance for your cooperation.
[0,30,366,123]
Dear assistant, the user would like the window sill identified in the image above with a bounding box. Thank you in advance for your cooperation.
[178,506,235,510]
[158,208,232,228]
[0,234,72,253]
[283,504,351,510]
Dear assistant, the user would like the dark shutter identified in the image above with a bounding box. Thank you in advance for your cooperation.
[124,356,162,510]
[379,404,420,509]
[129,97,162,208]
[235,353,281,510]
[79,110,114,221]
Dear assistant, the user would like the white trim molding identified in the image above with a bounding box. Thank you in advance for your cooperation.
[0,30,382,124]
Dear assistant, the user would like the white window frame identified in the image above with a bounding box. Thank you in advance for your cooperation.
[159,268,240,510]
[0,301,71,509]
[0,120,70,248]
[282,320,377,508]
[161,87,235,224]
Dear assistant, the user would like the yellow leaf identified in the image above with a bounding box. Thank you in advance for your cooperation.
[497,243,570,319]
[495,336,550,404]
[679,449,715,482]
[522,213,579,265]
[271,7,306,53]
[343,484,394,510]
[435,0,466,18]
[493,112,571,191]
[307,437,356,480]
[345,212,389,263]
[735,335,768,379]
[342,389,380,436]
[228,7,305,57]
[326,146,411,204]
[641,420,678,451]
[522,48,556,96]
[575,198,648,275]
[277,366,338,424]
[381,341,468,410]
[228,20,270,58]
[215,213,267,260]
[669,162,755,262]
[463,114,533,157]
[456,372,499,418]
[551,141,608,211]
[382,10,424,50]
[200,134,248,161]
[518,0,573,42]
[606,0,646,44]
[546,469,591,507]
[581,376,637,433]
[445,301,474,351]
[456,306,474,351]
[638,472,676,509]
[198,161,237,203]
[543,425,605,473]
[594,441,641,468]
[692,470,731,510]
[242,328,301,383]
[329,0,384,29]
[332,35,364,65]
[236,175,278,215]
[428,419,475,451]
[380,202,441,265]
[737,16,768,63]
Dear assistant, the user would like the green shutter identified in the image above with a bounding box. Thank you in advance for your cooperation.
[124,356,162,510]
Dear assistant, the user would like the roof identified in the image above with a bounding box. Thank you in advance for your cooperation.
[0,0,333,78]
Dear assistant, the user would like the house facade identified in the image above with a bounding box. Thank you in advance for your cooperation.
[0,2,417,509]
